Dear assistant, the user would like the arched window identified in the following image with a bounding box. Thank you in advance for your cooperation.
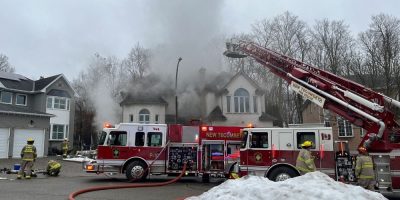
[139,109,150,124]
[234,88,249,113]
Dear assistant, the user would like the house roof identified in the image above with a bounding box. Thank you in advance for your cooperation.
[0,72,76,94]
[207,106,227,121]
[0,72,34,91]
[0,103,54,117]
[120,95,168,105]
[221,70,264,93]
[34,74,61,91]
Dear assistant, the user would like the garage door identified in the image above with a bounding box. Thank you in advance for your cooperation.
[0,128,9,158]
[13,129,45,158]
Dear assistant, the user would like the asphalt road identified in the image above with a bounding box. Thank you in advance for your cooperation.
[0,157,221,200]
[1,157,400,200]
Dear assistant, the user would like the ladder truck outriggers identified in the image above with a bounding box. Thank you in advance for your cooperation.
[223,40,400,196]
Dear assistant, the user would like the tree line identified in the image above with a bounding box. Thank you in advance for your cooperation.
[226,11,400,127]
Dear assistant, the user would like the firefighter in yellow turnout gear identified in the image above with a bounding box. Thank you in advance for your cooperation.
[47,160,61,176]
[355,147,376,190]
[296,141,316,175]
[17,138,37,179]
[62,138,69,158]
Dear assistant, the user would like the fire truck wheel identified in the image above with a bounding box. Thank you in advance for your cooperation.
[267,167,298,182]
[126,161,148,181]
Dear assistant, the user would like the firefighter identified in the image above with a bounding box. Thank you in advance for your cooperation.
[17,138,37,179]
[296,140,316,175]
[47,160,61,176]
[355,146,376,190]
[62,138,69,158]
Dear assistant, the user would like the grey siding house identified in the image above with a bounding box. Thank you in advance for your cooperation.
[0,72,76,158]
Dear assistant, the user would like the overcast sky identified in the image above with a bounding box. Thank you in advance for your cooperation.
[0,0,399,81]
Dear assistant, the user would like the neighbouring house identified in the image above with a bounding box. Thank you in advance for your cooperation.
[201,70,276,127]
[120,95,168,124]
[0,72,76,158]
[120,69,277,128]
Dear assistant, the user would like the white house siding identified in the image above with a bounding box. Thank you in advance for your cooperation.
[47,105,70,141]
[205,93,218,116]
[122,104,166,123]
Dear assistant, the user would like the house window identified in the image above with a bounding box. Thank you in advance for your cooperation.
[155,115,159,124]
[139,109,150,124]
[129,114,134,122]
[338,117,353,137]
[16,94,27,106]
[234,88,249,113]
[253,96,257,113]
[54,97,66,109]
[0,91,12,104]
[51,124,67,140]
[226,96,231,112]
[47,97,53,108]
[47,96,69,110]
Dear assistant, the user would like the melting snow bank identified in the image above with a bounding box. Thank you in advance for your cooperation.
[186,171,387,200]
[63,157,94,163]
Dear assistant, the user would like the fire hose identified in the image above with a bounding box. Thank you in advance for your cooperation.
[68,162,187,200]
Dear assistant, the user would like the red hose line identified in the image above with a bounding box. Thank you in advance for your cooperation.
[69,163,188,200]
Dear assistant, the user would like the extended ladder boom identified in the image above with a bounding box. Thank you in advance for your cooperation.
[224,40,400,152]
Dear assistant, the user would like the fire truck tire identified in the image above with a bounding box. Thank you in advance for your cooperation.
[267,166,298,182]
[202,173,210,183]
[125,161,148,181]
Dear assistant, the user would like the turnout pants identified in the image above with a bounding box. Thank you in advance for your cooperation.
[18,160,34,177]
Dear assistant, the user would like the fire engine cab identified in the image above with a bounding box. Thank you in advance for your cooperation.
[84,123,243,182]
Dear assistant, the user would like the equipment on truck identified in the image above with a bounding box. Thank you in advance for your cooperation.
[224,40,400,196]
[84,124,244,182]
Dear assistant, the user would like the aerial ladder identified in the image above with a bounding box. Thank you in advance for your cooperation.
[224,40,400,193]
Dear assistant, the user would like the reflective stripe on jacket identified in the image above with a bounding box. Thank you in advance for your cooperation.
[355,155,375,180]
[296,149,316,173]
[21,145,37,161]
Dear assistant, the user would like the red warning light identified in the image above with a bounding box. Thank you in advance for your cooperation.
[103,122,114,128]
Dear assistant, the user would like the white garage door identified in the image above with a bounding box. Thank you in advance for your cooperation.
[0,128,9,158]
[13,129,45,158]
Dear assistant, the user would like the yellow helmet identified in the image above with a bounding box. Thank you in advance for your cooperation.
[301,140,313,148]
[27,138,34,142]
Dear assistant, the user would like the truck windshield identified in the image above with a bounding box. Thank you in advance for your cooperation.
[240,131,248,149]
[98,131,108,146]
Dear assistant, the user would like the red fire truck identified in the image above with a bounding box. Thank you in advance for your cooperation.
[84,124,244,182]
[224,40,400,196]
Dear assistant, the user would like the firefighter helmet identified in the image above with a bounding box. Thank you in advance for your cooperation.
[358,146,367,154]
[27,138,34,142]
[64,138,68,141]
[301,140,313,148]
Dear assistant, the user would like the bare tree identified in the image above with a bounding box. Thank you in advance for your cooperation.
[310,19,355,75]
[251,11,310,125]
[359,14,400,96]
[123,43,151,82]
[0,54,15,72]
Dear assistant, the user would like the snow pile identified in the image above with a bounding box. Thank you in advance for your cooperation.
[63,157,94,163]
[186,172,387,200]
